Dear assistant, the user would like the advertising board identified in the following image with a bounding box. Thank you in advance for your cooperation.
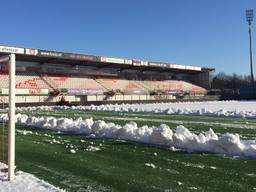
[170,64,186,70]
[67,89,103,95]
[101,57,125,64]
[25,48,39,55]
[124,59,132,65]
[132,60,148,66]
[148,62,167,68]
[39,50,63,57]
[0,46,24,54]
[1,89,49,95]
[132,60,141,66]
[185,65,201,71]
[124,89,148,95]
[64,53,97,61]
[38,50,98,61]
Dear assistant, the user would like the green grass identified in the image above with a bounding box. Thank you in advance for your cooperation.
[0,110,256,191]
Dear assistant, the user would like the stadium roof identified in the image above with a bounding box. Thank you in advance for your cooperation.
[0,45,214,73]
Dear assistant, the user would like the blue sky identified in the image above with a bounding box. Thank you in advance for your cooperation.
[0,0,255,75]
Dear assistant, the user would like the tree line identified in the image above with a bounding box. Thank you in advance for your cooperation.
[211,72,251,90]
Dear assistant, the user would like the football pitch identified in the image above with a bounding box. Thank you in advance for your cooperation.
[1,109,256,191]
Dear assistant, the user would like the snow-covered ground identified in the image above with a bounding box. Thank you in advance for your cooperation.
[1,113,256,158]
[0,163,63,192]
[16,100,256,118]
[1,101,255,190]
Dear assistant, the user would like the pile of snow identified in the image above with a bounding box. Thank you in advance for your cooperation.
[0,163,63,192]
[70,149,76,154]
[1,113,256,158]
[145,163,156,169]
[86,146,100,152]
[16,101,256,118]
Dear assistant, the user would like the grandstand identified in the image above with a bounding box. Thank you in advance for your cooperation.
[0,45,214,105]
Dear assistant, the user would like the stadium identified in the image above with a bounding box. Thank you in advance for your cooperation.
[1,45,256,192]
[0,45,214,105]
[1,0,256,190]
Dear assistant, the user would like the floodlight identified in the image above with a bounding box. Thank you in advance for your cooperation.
[246,9,255,84]
[246,9,253,25]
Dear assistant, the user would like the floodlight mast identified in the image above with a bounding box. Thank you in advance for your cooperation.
[246,9,254,84]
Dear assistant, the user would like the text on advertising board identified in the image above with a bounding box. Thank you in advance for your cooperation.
[0,46,24,54]
[39,50,63,57]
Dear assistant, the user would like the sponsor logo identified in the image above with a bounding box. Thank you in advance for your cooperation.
[67,89,103,95]
[133,60,148,66]
[0,46,24,54]
[39,50,63,57]
[141,61,148,66]
[28,89,40,95]
[170,64,186,70]
[124,59,132,65]
[185,65,201,71]
[101,57,107,62]
[149,62,166,67]
[132,60,141,66]
[66,53,95,61]
[101,57,125,64]
[25,48,38,55]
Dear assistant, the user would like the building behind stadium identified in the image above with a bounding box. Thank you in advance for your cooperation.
[0,45,214,105]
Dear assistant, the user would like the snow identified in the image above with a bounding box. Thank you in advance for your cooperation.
[210,166,217,170]
[187,187,197,190]
[0,163,63,192]
[1,113,256,158]
[98,115,256,130]
[86,146,100,152]
[145,163,156,168]
[16,100,256,118]
[70,149,76,153]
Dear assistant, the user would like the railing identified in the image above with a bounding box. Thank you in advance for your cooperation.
[38,73,61,102]
[38,73,59,91]
[93,78,110,91]
[134,80,151,91]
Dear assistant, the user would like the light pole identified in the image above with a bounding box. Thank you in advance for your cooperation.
[246,9,254,84]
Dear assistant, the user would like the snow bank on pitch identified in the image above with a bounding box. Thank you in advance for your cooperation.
[2,113,256,158]
[16,100,256,118]
[0,163,63,192]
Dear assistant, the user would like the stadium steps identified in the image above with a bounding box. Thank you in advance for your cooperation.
[38,73,61,102]
[134,80,152,91]
[38,73,59,91]
[0,73,8,88]
[44,91,60,102]
[93,78,111,92]
[93,78,115,100]
[15,71,50,89]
